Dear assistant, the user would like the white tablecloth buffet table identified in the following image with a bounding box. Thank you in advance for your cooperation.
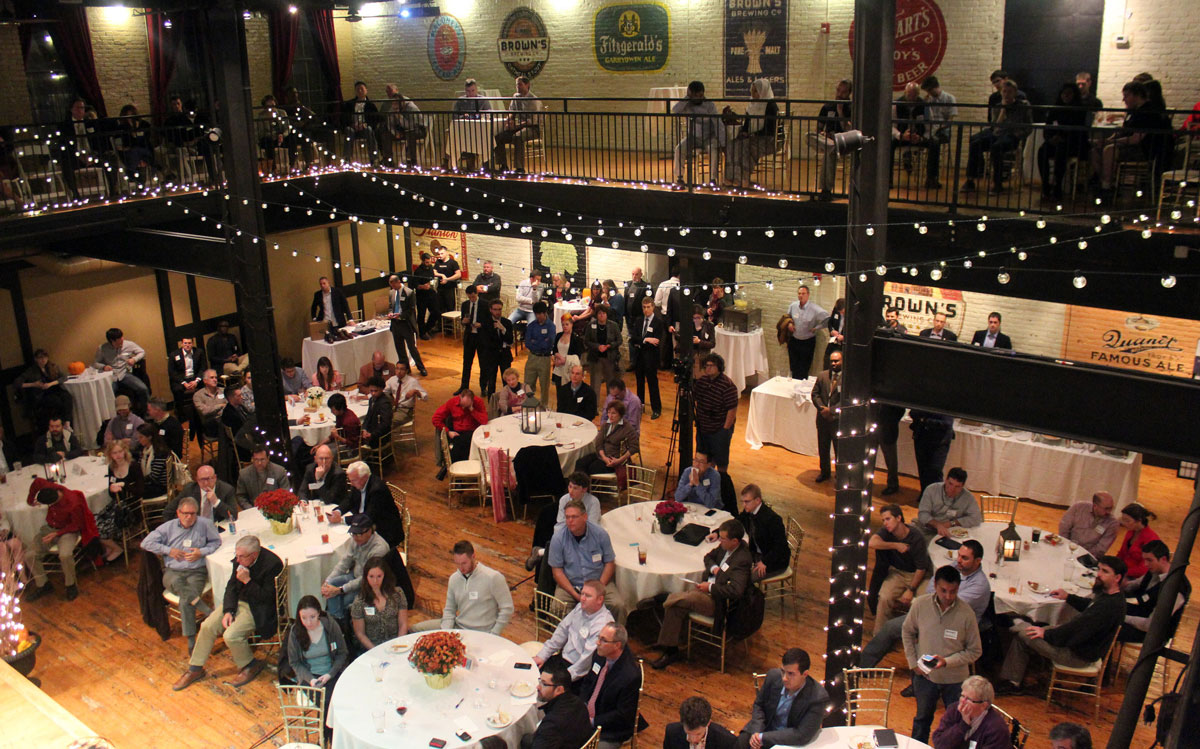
[207,506,351,612]
[471,412,598,474]
[744,376,817,454]
[286,391,371,446]
[0,456,110,546]
[713,326,769,392]
[301,324,399,384]
[600,501,734,613]
[552,300,589,333]
[330,630,540,749]
[61,370,116,450]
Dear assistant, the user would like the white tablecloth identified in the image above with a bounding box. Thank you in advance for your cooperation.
[0,456,111,545]
[745,376,817,453]
[928,521,1088,621]
[647,86,689,154]
[207,507,351,612]
[553,300,589,333]
[713,326,769,393]
[286,391,371,447]
[783,725,932,749]
[445,115,506,161]
[600,501,733,612]
[301,325,398,383]
[62,371,115,450]
[330,630,540,749]
[471,412,598,474]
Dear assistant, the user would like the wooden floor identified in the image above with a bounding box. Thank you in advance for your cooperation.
[18,334,1197,748]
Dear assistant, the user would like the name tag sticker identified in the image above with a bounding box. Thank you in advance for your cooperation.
[592,661,602,674]
[182,539,193,548]
[175,355,181,360]
[266,478,276,485]
[217,392,225,399]
[158,429,166,436]
[330,641,337,651]
[365,606,376,616]
[720,561,729,572]
[541,328,549,335]
[469,591,479,600]
[1094,524,1106,535]
[592,553,602,562]
[702,479,711,487]
[309,482,323,490]
[576,397,584,403]
[944,628,958,640]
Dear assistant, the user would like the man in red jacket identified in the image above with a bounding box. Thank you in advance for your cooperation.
[433,388,488,479]
[25,485,101,601]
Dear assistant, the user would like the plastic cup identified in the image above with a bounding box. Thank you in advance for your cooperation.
[637,547,647,565]
[321,532,330,544]
[483,429,491,438]
[372,709,386,733]
[372,662,385,682]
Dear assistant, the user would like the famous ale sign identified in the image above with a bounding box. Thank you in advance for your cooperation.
[848,0,948,91]
[498,7,550,79]
[1062,306,1200,378]
[594,2,671,72]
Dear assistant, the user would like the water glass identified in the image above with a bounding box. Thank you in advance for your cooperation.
[372,709,386,733]
[371,662,386,682]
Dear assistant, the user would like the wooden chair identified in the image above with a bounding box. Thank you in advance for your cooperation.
[249,562,291,651]
[275,683,326,749]
[1046,628,1120,720]
[624,465,656,506]
[590,470,621,504]
[42,539,98,582]
[438,429,481,508]
[843,666,895,727]
[334,428,360,470]
[141,493,170,534]
[163,579,214,631]
[360,429,395,477]
[479,445,516,517]
[686,610,750,674]
[979,494,1019,524]
[580,726,602,749]
[751,123,791,189]
[1113,635,1175,693]
[118,494,150,566]
[521,590,571,656]
[386,482,411,564]
[623,659,646,748]
[990,703,1029,749]
[759,516,805,617]
[198,422,219,465]
[223,424,251,471]
[391,401,419,457]
[181,424,192,464]
[1157,133,1200,221]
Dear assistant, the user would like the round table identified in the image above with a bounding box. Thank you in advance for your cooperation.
[0,456,110,545]
[792,725,932,749]
[62,371,116,450]
[926,521,1089,622]
[713,326,769,392]
[471,412,598,474]
[553,300,589,333]
[330,630,540,749]
[600,501,734,612]
[207,506,352,612]
[286,391,370,446]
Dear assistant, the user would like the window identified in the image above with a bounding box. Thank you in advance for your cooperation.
[289,15,331,114]
[24,28,82,125]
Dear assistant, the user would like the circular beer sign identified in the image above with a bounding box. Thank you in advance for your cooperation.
[498,7,550,79]
[848,0,948,91]
[428,15,466,81]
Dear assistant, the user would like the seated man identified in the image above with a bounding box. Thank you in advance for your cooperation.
[548,499,622,621]
[962,79,1032,194]
[385,360,428,425]
[521,661,594,749]
[930,676,1011,749]
[652,519,752,670]
[674,451,722,509]
[868,503,933,634]
[32,417,85,463]
[891,82,941,188]
[320,514,391,620]
[359,376,395,449]
[555,364,598,421]
[736,648,830,749]
[333,461,404,548]
[172,535,283,690]
[995,555,1128,695]
[279,357,311,396]
[1058,491,1119,559]
[325,393,361,455]
[602,378,642,430]
[357,350,398,390]
[206,319,248,376]
[145,397,184,458]
[665,696,738,749]
[234,444,291,510]
[917,467,981,537]
[736,483,789,580]
[168,464,239,522]
[103,394,144,445]
[192,369,227,439]
[141,496,221,651]
[431,388,488,477]
[93,326,150,407]
[412,540,513,634]
[221,385,252,436]
[24,486,101,602]
[534,579,615,682]
[556,471,602,525]
[1048,722,1093,749]
[509,269,543,324]
[578,623,642,749]
[298,444,348,506]
[1120,539,1191,644]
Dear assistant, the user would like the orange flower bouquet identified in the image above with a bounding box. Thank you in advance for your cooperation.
[408,630,467,689]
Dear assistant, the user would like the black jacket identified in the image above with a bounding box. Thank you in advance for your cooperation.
[633,312,668,351]
[740,672,830,748]
[531,691,595,749]
[341,97,380,128]
[461,298,485,341]
[477,315,514,355]
[337,475,404,548]
[970,329,1012,350]
[664,721,737,749]
[298,464,348,506]
[167,347,207,393]
[583,319,622,364]
[623,280,650,324]
[361,392,394,443]
[310,287,353,328]
[918,327,959,342]
[738,502,789,576]
[223,546,285,637]
[556,381,597,421]
[151,414,185,458]
[577,646,642,743]
[168,479,239,523]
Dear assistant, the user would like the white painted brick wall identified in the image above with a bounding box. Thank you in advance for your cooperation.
[1098,0,1200,116]
[0,27,31,126]
[87,8,151,117]
[245,17,273,105]
[735,263,843,377]
[464,232,532,311]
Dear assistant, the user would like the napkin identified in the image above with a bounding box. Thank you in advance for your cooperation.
[305,544,336,557]
[487,650,513,666]
[454,717,480,734]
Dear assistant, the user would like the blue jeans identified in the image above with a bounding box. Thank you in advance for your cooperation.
[912,674,961,743]
[509,308,536,324]
[113,373,150,398]
[697,426,734,470]
[860,615,905,667]
[325,573,354,619]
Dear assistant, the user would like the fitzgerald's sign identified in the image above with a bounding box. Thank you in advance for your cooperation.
[849,0,948,90]
[882,282,965,337]
[594,2,670,72]
[723,0,787,98]
[1063,306,1199,377]
[498,7,550,79]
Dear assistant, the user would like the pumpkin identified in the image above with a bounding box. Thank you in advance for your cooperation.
[67,361,86,376]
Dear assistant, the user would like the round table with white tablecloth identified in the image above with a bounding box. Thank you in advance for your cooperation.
[552,299,589,333]
[286,391,371,447]
[0,456,111,545]
[600,501,733,613]
[444,114,507,165]
[781,725,932,749]
[927,521,1089,622]
[745,376,817,453]
[61,370,116,450]
[330,630,540,749]
[713,325,769,393]
[471,412,597,474]
[301,323,402,384]
[207,506,351,612]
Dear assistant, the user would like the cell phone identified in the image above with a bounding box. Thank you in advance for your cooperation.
[456,731,472,741]
[429,739,447,748]
[704,509,717,516]
[873,728,899,748]
[514,662,533,670]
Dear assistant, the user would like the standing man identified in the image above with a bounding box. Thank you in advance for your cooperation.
[141,497,221,652]
[432,243,462,320]
[632,297,666,420]
[510,270,543,324]
[902,565,982,743]
[811,350,842,483]
[459,284,483,391]
[623,268,650,368]
[910,410,956,491]
[523,302,555,405]
[477,298,514,397]
[583,304,622,390]
[971,312,1012,349]
[492,75,540,174]
[411,252,440,341]
[94,327,149,411]
[386,273,427,377]
[735,648,830,748]
[868,504,934,634]
[785,286,828,379]
[919,311,958,341]
[692,354,739,471]
[167,337,206,430]
[473,260,502,303]
[1058,491,1120,559]
[413,540,514,634]
[310,276,352,329]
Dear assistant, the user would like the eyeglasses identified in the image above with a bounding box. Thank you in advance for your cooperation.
[960,695,988,705]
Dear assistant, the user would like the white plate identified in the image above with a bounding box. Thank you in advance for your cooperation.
[509,681,534,698]
[486,714,514,729]
[1013,432,1031,441]
[948,527,970,540]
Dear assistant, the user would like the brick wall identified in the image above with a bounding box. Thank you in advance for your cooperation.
[1098,0,1200,115]
[245,16,273,105]
[0,27,31,126]
[87,8,150,117]
[735,264,843,377]
[464,232,532,311]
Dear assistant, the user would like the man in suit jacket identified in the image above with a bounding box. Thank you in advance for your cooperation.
[310,276,353,329]
[359,376,394,449]
[357,351,398,390]
[297,444,348,506]
[167,337,207,427]
[737,648,830,749]
[665,696,738,749]
[632,297,666,418]
[652,519,753,670]
[556,364,598,421]
[578,623,642,748]
[810,350,842,483]
[521,661,594,749]
[736,484,790,580]
[459,284,484,391]
[333,461,404,548]
[583,305,622,389]
[169,464,238,522]
[146,398,184,458]
[234,445,291,510]
[970,312,1012,350]
[476,297,514,397]
[386,274,427,376]
[918,311,958,342]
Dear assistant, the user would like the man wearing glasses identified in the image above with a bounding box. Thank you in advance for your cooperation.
[665,696,737,748]
[520,662,593,749]
[930,675,1010,749]
[141,497,221,654]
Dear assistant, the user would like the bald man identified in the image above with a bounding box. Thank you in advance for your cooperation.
[1059,491,1120,559]
[298,444,348,506]
[168,465,239,522]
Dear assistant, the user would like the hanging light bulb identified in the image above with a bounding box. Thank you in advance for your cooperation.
[930,268,943,281]
[738,255,748,264]
[1017,251,1028,261]
[778,258,788,268]
[1073,273,1087,289]
[702,251,712,260]
[824,260,835,272]
[997,271,1010,284]
[1141,228,1152,239]
[1161,275,1177,288]
[1077,240,1087,250]
[874,264,886,276]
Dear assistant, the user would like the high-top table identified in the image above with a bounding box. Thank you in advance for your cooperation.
[713,326,769,393]
[0,456,110,546]
[61,370,116,449]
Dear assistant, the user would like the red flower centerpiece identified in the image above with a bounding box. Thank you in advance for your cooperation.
[408,630,467,689]
[255,489,299,535]
[654,499,687,535]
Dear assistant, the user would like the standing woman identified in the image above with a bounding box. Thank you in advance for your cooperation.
[95,439,145,561]
[552,316,584,389]
[135,423,172,498]
[286,595,349,704]
[723,78,779,188]
[1116,504,1160,579]
[314,356,343,391]
[350,557,409,651]
[825,297,846,367]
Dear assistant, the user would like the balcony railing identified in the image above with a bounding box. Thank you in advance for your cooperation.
[2,99,1197,223]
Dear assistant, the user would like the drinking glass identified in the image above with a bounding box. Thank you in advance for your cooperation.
[637,547,648,565]
[371,662,385,682]
[372,709,386,733]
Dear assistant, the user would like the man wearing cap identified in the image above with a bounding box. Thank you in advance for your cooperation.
[321,514,391,621]
[102,395,145,445]
[24,486,101,602]
[141,496,221,652]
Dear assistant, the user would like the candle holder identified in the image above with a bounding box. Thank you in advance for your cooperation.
[996,521,1022,563]
[520,398,542,434]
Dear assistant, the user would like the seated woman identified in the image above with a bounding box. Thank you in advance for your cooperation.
[544,273,578,303]
[576,400,639,475]
[135,423,172,498]
[723,78,779,188]
[350,557,409,651]
[285,595,349,704]
[313,355,343,391]
[95,439,145,562]
[495,367,528,415]
[15,348,74,430]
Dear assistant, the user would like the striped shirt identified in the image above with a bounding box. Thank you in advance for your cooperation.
[692,373,738,433]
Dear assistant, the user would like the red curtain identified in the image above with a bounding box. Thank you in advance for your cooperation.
[146,12,177,123]
[306,9,343,111]
[268,9,300,101]
[38,8,107,117]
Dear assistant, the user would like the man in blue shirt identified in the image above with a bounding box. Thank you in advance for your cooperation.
[141,496,221,652]
[549,499,624,622]
[523,301,555,405]
[675,451,722,509]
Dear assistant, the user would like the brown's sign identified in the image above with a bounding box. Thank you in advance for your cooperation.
[882,282,965,336]
[1063,306,1199,377]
